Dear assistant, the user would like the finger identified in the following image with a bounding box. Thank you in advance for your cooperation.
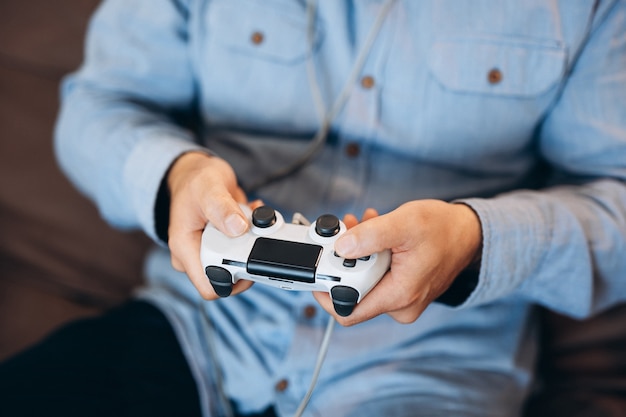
[231,280,255,296]
[312,291,338,319]
[249,199,265,210]
[342,213,359,229]
[171,231,254,299]
[175,250,255,300]
[311,270,393,326]
[171,253,184,272]
[312,271,397,326]
[338,271,399,325]
[233,186,248,204]
[312,291,374,327]
[315,269,428,326]
[361,208,379,222]
[199,190,249,238]
[171,229,220,300]
[333,213,403,259]
[386,305,428,324]
[168,193,247,287]
[343,208,379,230]
[168,195,247,300]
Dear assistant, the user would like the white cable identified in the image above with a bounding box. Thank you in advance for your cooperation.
[292,212,312,226]
[204,304,336,417]
[318,0,397,130]
[247,0,397,191]
[293,316,336,417]
[201,3,397,415]
[305,0,326,122]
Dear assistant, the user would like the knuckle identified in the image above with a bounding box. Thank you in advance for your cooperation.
[335,316,358,327]
[390,307,422,324]
[197,285,218,300]
[167,234,185,254]
[396,314,419,324]
[170,256,184,272]
[204,195,237,222]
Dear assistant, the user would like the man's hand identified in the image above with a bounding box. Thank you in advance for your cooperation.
[166,152,254,299]
[313,200,482,326]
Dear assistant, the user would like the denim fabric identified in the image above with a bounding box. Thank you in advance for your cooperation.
[55,1,626,416]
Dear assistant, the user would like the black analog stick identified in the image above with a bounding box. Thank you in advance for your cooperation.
[252,206,276,228]
[315,214,340,237]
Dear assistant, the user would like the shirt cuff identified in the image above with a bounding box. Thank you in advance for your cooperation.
[435,268,480,307]
[123,132,205,243]
[451,195,549,309]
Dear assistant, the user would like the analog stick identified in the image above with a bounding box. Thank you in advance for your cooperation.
[252,206,276,228]
[315,214,340,237]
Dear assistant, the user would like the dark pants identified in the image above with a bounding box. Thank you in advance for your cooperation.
[0,300,276,417]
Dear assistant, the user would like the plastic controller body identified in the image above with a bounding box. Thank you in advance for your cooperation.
[201,206,391,316]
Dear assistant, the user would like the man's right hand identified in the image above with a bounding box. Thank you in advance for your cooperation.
[166,152,254,299]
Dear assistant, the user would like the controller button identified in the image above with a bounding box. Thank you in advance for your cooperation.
[343,258,357,268]
[331,286,359,317]
[252,206,276,228]
[315,214,340,237]
[358,255,371,261]
[205,266,233,297]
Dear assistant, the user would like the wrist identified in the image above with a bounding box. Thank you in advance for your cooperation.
[155,151,213,243]
[167,151,214,192]
[435,203,483,307]
[453,202,483,270]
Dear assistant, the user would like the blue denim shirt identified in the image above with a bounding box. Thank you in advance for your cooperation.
[55,1,626,416]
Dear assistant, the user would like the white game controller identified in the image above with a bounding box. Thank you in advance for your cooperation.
[201,205,391,316]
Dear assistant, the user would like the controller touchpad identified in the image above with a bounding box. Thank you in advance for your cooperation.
[247,237,323,283]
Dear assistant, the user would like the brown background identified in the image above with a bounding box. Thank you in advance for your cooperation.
[0,0,150,360]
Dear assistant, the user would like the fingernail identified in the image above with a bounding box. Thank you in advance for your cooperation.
[225,213,248,236]
[335,234,357,257]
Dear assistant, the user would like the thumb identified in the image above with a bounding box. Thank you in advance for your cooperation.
[205,196,249,237]
[334,214,400,259]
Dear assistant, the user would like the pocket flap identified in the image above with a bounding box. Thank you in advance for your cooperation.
[428,37,566,97]
[208,0,316,64]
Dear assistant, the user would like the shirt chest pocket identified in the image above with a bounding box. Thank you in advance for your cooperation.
[199,0,321,129]
[206,0,314,64]
[428,37,566,97]
[381,36,567,162]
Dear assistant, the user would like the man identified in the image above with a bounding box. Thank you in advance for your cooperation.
[2,1,626,416]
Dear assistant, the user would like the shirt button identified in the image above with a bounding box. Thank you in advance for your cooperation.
[251,31,265,45]
[360,75,375,89]
[303,305,317,319]
[275,379,289,392]
[345,142,360,158]
[487,68,503,84]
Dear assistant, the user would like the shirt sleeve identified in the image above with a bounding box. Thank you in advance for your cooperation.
[458,1,626,319]
[54,0,204,242]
